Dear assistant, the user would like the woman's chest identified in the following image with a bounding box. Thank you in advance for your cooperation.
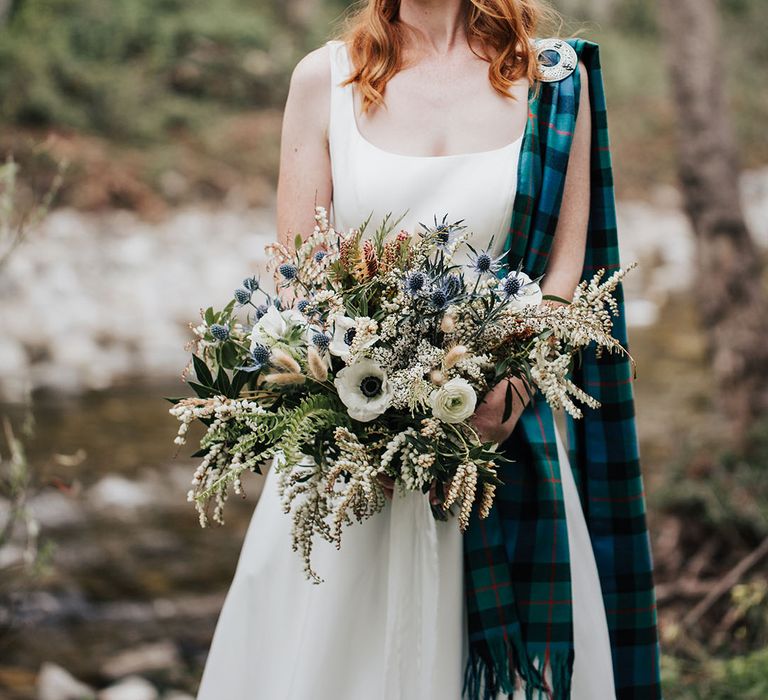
[355,65,529,158]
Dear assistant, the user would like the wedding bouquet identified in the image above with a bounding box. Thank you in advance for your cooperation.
[169,207,633,582]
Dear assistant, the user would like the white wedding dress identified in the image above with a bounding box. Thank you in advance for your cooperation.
[196,39,616,700]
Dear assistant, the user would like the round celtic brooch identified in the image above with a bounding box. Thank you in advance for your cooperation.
[534,39,578,83]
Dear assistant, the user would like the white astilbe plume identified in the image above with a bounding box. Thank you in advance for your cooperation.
[326,428,387,545]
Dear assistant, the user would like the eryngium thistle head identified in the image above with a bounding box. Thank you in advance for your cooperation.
[312,332,330,351]
[234,288,251,305]
[251,344,271,369]
[297,299,310,313]
[243,277,259,291]
[431,288,448,309]
[442,274,462,298]
[278,263,297,280]
[210,324,230,342]
[501,275,523,298]
[313,250,326,263]
[254,304,268,320]
[404,271,426,295]
[475,253,491,272]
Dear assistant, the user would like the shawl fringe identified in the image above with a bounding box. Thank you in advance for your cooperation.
[463,635,574,700]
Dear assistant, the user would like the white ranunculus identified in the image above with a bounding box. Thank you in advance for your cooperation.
[496,271,543,311]
[250,306,305,350]
[429,377,477,424]
[334,359,393,422]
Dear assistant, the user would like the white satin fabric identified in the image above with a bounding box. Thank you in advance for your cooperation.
[195,38,616,699]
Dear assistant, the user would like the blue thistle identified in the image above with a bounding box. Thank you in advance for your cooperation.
[297,299,310,313]
[250,344,271,370]
[501,274,523,298]
[254,304,268,320]
[210,324,230,342]
[435,226,451,248]
[466,241,507,276]
[234,288,251,305]
[430,288,448,309]
[313,250,327,263]
[278,263,297,280]
[442,274,463,299]
[312,332,330,351]
[404,271,426,295]
[242,277,260,291]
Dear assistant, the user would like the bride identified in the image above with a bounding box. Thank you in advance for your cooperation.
[196,1,662,698]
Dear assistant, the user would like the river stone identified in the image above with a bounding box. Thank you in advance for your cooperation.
[87,476,154,512]
[101,641,181,679]
[37,662,95,700]
[98,676,158,700]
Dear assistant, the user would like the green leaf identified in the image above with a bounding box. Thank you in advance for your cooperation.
[164,396,183,404]
[216,366,232,396]
[220,341,239,370]
[204,307,215,325]
[502,381,514,423]
[189,381,215,399]
[231,370,250,398]
[190,448,210,458]
[542,294,572,305]
[192,354,214,387]
[294,233,303,250]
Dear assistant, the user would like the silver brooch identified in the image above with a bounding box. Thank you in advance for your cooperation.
[534,39,578,83]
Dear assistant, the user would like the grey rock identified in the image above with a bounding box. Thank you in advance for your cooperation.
[101,641,182,679]
[97,676,158,700]
[37,662,95,700]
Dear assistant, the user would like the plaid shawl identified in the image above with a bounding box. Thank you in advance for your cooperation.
[462,39,662,700]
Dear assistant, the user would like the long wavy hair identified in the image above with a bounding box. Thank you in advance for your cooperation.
[333,0,563,114]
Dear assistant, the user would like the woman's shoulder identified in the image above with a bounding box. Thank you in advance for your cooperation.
[288,43,333,94]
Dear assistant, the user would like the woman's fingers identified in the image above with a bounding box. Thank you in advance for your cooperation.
[378,473,395,499]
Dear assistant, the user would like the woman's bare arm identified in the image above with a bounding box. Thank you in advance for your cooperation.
[471,60,592,444]
[540,60,592,302]
[276,45,334,249]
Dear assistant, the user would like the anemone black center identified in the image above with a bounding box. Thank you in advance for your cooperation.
[344,328,357,346]
[359,375,383,398]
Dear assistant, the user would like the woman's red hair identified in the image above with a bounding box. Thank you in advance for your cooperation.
[333,0,563,114]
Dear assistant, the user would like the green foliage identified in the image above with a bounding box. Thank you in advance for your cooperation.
[663,647,768,699]
[0,0,298,140]
[654,418,768,540]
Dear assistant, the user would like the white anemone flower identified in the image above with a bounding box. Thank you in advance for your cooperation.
[250,305,305,350]
[328,314,378,358]
[429,377,477,424]
[328,314,356,358]
[334,359,393,422]
[495,270,543,311]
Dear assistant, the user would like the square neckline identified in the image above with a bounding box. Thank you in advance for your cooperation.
[334,40,527,161]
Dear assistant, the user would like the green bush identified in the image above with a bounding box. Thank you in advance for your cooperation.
[0,0,300,140]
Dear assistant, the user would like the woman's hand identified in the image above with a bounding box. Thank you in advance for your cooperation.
[378,474,443,506]
[470,376,532,445]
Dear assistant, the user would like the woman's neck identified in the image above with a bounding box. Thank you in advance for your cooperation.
[398,0,468,56]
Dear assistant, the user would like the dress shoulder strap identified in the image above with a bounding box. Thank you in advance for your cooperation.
[325,39,356,154]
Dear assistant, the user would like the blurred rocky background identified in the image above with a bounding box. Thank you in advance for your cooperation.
[1,0,767,698]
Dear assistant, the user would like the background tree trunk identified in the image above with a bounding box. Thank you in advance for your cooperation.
[658,0,768,443]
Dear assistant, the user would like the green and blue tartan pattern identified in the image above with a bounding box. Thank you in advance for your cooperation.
[462,40,662,700]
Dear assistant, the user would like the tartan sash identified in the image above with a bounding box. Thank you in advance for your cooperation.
[462,39,662,700]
